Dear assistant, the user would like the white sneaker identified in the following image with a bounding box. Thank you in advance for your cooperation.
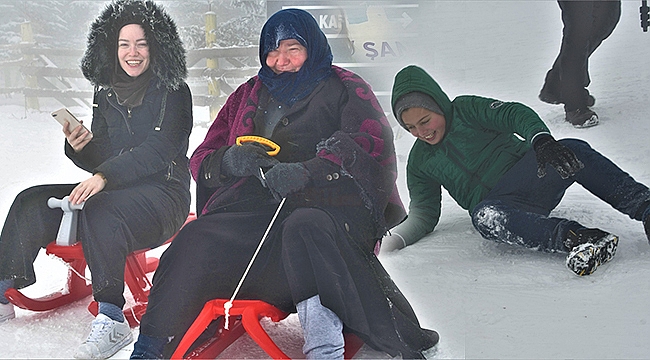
[0,303,15,323]
[74,314,133,359]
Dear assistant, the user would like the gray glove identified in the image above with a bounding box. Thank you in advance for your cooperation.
[263,162,310,200]
[221,143,279,179]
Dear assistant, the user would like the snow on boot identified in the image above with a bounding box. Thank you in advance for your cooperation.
[0,303,15,323]
[565,228,618,276]
[74,313,133,359]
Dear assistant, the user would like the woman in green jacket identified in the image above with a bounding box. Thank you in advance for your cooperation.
[384,65,650,276]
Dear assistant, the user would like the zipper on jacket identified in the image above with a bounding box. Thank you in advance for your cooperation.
[154,91,169,131]
[166,160,176,181]
[107,91,133,135]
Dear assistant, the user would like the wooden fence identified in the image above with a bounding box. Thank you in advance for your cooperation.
[0,15,259,120]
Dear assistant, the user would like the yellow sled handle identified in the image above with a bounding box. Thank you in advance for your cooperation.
[235,136,280,156]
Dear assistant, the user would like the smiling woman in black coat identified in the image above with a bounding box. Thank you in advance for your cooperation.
[0,1,192,358]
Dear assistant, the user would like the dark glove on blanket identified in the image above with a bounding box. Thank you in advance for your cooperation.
[263,162,310,200]
[533,134,584,179]
[222,143,279,179]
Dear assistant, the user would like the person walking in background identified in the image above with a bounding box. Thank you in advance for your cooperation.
[539,0,621,127]
[0,0,192,358]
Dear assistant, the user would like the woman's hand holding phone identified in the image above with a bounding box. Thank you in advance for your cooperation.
[63,121,92,152]
[52,108,92,152]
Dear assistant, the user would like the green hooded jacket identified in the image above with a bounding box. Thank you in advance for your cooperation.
[390,65,550,246]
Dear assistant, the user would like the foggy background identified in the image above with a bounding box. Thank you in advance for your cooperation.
[5,0,640,126]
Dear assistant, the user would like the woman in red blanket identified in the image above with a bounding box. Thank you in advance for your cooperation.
[131,8,438,359]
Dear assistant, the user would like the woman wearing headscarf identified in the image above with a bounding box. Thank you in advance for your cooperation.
[0,0,192,358]
[132,8,438,360]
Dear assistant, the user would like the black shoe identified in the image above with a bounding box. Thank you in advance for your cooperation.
[565,107,599,128]
[565,228,619,276]
[420,329,440,358]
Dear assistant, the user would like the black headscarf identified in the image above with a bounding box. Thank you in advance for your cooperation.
[257,8,333,107]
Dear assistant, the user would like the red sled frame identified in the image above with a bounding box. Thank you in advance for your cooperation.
[4,213,196,327]
[171,299,365,360]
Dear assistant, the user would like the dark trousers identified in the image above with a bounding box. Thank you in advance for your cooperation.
[541,1,621,110]
[139,207,354,339]
[139,205,291,343]
[0,182,189,308]
[471,139,650,252]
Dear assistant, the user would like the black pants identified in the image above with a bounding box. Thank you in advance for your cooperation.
[541,1,621,110]
[472,139,650,252]
[139,206,353,340]
[0,182,189,308]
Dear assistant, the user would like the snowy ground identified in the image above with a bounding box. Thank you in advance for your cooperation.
[1,1,650,359]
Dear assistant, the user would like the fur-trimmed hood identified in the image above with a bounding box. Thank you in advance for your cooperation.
[81,0,187,91]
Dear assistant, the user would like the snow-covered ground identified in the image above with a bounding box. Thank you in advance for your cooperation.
[1,1,650,358]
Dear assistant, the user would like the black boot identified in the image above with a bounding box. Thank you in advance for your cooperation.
[565,107,599,128]
[565,228,618,276]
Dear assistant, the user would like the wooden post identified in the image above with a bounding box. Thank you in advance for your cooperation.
[21,21,39,111]
[205,10,220,120]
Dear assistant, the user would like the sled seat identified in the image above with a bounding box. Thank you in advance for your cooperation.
[171,299,364,359]
[5,211,196,327]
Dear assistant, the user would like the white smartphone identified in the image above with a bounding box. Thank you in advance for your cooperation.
[51,108,93,141]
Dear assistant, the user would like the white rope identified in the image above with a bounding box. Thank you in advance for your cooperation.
[49,253,92,283]
[224,197,286,330]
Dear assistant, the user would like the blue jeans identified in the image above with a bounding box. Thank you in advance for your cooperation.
[471,139,650,252]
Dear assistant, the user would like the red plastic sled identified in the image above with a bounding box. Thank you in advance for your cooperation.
[171,299,365,359]
[4,213,196,327]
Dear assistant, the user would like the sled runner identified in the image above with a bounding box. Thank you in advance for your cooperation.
[171,299,365,359]
[4,196,196,327]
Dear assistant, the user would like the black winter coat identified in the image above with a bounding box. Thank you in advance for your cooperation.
[65,80,193,192]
